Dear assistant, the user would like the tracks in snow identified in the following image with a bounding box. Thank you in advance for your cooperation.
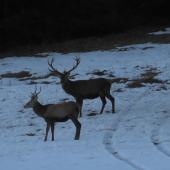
[104,130,149,170]
[150,112,170,158]
[103,110,149,170]
[103,91,170,170]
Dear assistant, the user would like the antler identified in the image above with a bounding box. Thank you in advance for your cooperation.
[48,57,63,76]
[29,86,42,97]
[48,56,81,75]
[64,56,81,74]
[36,87,41,95]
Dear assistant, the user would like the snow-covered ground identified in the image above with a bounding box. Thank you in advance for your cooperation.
[0,29,170,170]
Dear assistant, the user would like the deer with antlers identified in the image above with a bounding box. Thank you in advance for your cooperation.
[48,56,115,117]
[24,86,81,141]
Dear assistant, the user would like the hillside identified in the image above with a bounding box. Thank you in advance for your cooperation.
[0,28,170,170]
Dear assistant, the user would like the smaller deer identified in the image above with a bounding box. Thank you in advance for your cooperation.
[24,86,81,141]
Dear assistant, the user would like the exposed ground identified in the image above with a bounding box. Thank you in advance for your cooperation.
[0,26,170,59]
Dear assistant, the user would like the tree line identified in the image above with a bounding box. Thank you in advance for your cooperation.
[0,0,170,50]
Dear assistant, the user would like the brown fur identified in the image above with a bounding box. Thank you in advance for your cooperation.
[24,93,81,141]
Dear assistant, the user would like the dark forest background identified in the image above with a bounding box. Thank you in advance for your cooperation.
[0,0,170,52]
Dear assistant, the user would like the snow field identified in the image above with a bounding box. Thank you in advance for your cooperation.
[0,31,170,169]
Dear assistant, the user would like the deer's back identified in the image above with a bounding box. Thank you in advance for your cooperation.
[64,78,112,99]
[44,101,79,119]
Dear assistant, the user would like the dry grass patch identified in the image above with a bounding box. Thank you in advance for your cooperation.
[93,70,107,76]
[28,80,38,85]
[41,81,51,84]
[25,133,35,136]
[87,69,115,77]
[114,88,123,92]
[126,68,163,88]
[28,80,56,85]
[142,47,154,50]
[87,112,98,116]
[126,65,164,88]
[19,72,56,81]
[126,81,145,88]
[141,71,158,78]
[87,70,108,76]
[126,78,163,88]
[160,84,167,90]
[1,71,32,79]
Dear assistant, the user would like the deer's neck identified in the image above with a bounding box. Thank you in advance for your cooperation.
[33,101,45,118]
[62,79,74,94]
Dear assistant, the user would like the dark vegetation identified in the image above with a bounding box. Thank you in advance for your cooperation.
[0,0,170,54]
[1,71,32,78]
[87,113,97,116]
[126,67,163,88]
[0,67,165,88]
[87,69,115,77]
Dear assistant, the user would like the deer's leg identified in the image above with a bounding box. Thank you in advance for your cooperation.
[106,95,115,113]
[50,120,55,141]
[99,92,107,114]
[44,121,51,141]
[76,98,83,117]
[104,90,115,113]
[69,115,81,140]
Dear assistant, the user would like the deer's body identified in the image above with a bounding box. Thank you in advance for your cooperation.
[62,78,114,99]
[32,101,80,120]
[48,57,115,117]
[24,87,81,141]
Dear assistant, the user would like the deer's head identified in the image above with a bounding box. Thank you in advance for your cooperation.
[24,86,41,108]
[48,56,80,85]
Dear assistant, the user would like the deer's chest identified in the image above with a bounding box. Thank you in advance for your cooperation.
[62,84,73,94]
